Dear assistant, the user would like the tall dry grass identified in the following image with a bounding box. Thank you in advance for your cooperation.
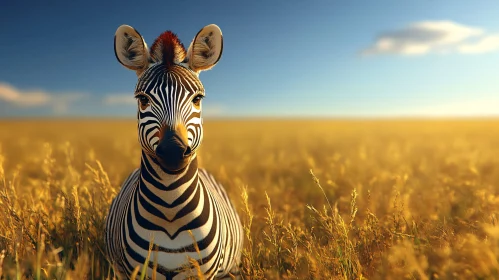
[0,119,499,279]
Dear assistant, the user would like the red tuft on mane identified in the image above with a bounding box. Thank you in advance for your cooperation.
[150,31,186,67]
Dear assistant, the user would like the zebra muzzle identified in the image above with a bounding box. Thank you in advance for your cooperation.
[155,130,192,171]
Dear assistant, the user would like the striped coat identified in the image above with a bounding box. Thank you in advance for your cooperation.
[105,23,244,279]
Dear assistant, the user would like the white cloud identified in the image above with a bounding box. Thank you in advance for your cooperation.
[0,83,51,106]
[458,34,499,54]
[0,82,84,113]
[103,94,136,105]
[362,20,499,56]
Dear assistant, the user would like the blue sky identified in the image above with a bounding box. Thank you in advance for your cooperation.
[1,0,499,118]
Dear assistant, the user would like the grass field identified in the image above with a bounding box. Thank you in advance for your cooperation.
[1,119,499,279]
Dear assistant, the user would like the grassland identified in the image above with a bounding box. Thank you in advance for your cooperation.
[1,119,499,279]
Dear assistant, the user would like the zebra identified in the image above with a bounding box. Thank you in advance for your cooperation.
[105,24,244,280]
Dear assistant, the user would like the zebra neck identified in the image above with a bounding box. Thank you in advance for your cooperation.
[139,152,200,207]
[137,153,205,238]
[140,153,198,188]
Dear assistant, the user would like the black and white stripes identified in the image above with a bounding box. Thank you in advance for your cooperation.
[134,64,204,157]
[105,24,243,279]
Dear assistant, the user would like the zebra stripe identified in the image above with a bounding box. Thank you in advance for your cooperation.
[105,63,244,280]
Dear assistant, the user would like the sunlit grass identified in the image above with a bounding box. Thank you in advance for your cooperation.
[0,119,499,279]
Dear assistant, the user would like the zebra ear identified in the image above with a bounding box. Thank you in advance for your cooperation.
[114,25,151,75]
[184,24,223,73]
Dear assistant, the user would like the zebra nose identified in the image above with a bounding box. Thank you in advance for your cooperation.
[156,131,191,161]
[183,146,192,157]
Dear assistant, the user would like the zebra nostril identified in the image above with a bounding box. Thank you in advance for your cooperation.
[183,146,192,157]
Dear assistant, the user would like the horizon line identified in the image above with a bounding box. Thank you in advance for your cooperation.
[1,115,499,121]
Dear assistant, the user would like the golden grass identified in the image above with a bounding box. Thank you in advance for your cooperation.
[1,119,499,279]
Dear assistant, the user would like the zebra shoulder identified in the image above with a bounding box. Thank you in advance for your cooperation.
[197,168,221,186]
[109,168,140,206]
[107,168,140,212]
[197,168,233,199]
[120,168,141,189]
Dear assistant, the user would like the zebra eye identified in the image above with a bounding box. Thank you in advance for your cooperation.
[135,95,150,107]
[192,95,204,106]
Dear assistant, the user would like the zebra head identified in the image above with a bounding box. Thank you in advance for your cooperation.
[114,24,223,172]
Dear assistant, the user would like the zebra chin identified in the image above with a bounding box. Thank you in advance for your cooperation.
[155,155,191,173]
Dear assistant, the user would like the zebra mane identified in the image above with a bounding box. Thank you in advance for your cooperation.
[150,31,187,67]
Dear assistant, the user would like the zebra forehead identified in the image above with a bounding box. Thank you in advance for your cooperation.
[135,64,204,95]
